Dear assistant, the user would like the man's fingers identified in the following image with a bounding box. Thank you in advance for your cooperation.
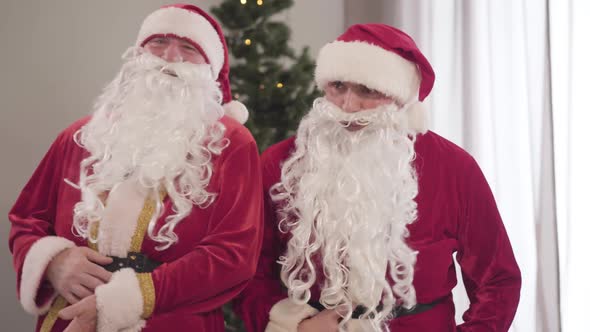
[71,285,92,300]
[59,302,83,320]
[79,273,105,291]
[85,261,112,283]
[318,309,340,320]
[298,310,340,332]
[329,310,341,319]
[61,296,97,332]
[84,249,113,265]
[63,319,82,332]
[63,293,80,305]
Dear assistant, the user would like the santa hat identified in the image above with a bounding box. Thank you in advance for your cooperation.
[315,24,435,132]
[136,3,248,124]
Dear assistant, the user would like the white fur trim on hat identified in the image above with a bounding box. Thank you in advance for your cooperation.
[315,41,421,103]
[136,7,224,78]
[19,236,75,315]
[265,298,319,332]
[95,268,145,332]
[223,100,249,124]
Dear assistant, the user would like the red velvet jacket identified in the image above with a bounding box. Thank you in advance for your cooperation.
[9,116,264,332]
[234,132,521,332]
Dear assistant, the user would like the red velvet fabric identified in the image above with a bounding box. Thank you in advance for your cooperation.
[9,116,264,332]
[234,132,521,332]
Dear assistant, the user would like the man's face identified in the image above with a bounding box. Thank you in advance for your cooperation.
[323,81,400,131]
[323,81,399,113]
[143,36,207,65]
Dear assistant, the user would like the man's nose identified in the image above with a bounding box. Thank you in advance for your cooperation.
[340,90,363,113]
[162,45,183,63]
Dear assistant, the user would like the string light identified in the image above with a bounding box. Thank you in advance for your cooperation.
[240,0,247,4]
[257,0,263,5]
[244,38,252,45]
[276,83,284,88]
[259,84,265,90]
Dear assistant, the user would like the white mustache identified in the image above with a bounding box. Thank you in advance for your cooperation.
[122,46,213,82]
[312,97,401,128]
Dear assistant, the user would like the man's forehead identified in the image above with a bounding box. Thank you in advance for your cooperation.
[323,80,401,104]
[151,35,194,45]
[333,81,376,90]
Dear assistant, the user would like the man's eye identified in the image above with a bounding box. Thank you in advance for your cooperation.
[150,38,166,45]
[330,81,345,89]
[183,45,196,52]
[359,86,372,93]
[360,86,383,97]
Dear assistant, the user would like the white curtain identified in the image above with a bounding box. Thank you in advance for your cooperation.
[344,0,558,330]
[549,1,590,331]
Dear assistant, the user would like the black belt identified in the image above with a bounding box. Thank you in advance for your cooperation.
[103,252,162,273]
[308,298,440,319]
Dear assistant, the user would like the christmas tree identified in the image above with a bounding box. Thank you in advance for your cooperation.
[210,1,319,329]
[211,0,320,151]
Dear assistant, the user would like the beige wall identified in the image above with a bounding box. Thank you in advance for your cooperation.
[0,0,343,329]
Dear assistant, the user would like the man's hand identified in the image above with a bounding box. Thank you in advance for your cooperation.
[59,294,97,332]
[47,246,113,304]
[297,309,341,332]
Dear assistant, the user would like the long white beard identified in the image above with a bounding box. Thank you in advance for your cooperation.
[72,48,228,250]
[272,98,419,330]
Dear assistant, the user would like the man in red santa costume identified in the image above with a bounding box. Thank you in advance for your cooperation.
[8,3,262,332]
[234,24,521,332]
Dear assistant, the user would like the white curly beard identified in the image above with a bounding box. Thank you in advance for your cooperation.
[272,97,419,331]
[72,48,228,250]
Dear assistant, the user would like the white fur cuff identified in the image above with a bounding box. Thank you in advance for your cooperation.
[95,268,145,332]
[20,236,75,315]
[265,298,319,332]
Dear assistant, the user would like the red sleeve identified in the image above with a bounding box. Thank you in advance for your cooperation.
[233,148,289,332]
[8,132,69,308]
[150,139,265,314]
[456,158,521,332]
